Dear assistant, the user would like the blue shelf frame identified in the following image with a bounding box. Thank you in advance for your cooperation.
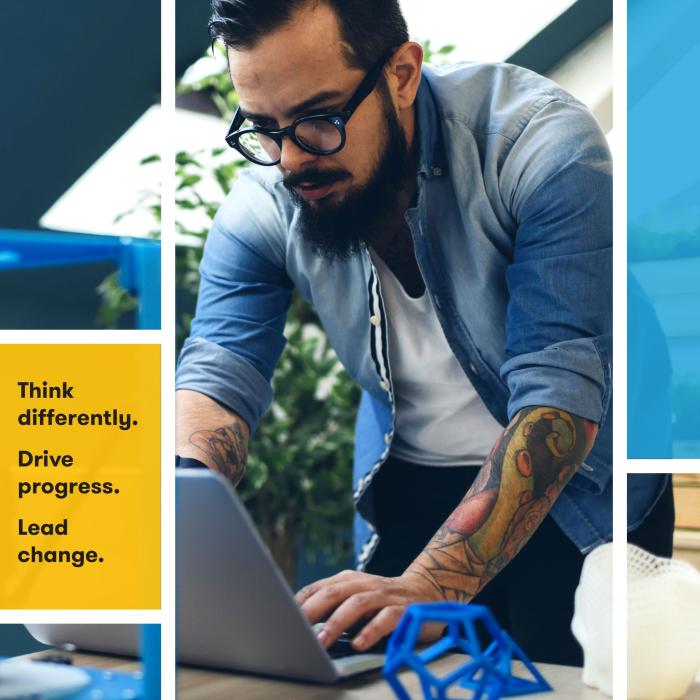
[0,230,161,330]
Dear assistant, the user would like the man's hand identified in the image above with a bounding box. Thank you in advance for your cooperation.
[295,569,444,651]
[296,407,597,652]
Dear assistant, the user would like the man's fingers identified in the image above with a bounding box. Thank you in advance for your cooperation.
[352,605,406,651]
[295,577,331,606]
[318,590,397,648]
[297,573,435,650]
[295,569,358,606]
[300,580,367,624]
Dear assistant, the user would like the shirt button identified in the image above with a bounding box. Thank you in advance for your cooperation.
[469,362,478,375]
[379,379,390,391]
[370,315,380,326]
[384,433,392,444]
[432,166,442,176]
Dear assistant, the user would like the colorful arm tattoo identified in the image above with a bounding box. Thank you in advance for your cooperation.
[189,422,249,487]
[405,407,597,602]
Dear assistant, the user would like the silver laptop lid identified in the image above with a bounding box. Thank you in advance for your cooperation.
[24,624,138,657]
[176,469,339,683]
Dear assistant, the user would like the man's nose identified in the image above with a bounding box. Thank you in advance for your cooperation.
[278,137,318,173]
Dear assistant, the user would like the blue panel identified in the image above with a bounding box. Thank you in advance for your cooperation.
[0,230,161,330]
[628,1,700,457]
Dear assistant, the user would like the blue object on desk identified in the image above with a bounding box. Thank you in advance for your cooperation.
[383,603,551,700]
[0,657,144,699]
[69,666,144,699]
[140,624,161,699]
[0,229,160,329]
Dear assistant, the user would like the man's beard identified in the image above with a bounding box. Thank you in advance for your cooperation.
[284,101,410,261]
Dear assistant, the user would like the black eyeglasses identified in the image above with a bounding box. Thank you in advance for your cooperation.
[225,48,394,166]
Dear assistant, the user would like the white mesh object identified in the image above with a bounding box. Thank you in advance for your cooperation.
[628,544,700,700]
[572,542,613,696]
[0,659,90,699]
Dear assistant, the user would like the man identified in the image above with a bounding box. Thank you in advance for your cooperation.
[176,0,670,664]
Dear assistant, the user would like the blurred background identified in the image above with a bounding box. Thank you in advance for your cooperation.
[173,0,613,588]
[0,0,161,329]
[0,626,47,657]
[628,0,700,458]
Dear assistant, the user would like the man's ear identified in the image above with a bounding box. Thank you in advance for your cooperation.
[388,41,423,111]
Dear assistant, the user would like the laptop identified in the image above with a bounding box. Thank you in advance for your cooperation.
[28,469,385,683]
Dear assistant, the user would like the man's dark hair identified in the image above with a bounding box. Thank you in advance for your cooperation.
[209,0,409,69]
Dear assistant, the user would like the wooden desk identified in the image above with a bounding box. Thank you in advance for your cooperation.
[28,651,700,699]
[176,657,602,700]
[30,650,141,674]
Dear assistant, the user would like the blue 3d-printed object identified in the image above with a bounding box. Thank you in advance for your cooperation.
[0,657,144,699]
[383,603,552,700]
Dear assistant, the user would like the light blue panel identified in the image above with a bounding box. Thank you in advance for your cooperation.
[628,0,700,457]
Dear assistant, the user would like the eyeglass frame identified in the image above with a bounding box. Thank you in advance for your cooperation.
[224,47,396,166]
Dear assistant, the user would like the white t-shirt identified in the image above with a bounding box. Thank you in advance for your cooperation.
[370,250,504,466]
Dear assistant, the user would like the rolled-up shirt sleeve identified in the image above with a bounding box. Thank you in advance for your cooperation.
[499,97,612,425]
[176,170,293,432]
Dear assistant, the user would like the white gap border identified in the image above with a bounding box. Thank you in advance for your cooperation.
[160,0,176,692]
[0,331,160,345]
[0,610,162,625]
[630,460,700,474]
[612,0,627,698]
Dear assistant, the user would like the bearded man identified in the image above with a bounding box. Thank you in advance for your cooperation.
[176,0,672,665]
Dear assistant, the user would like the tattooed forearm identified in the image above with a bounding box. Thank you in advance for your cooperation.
[405,407,597,602]
[189,422,249,487]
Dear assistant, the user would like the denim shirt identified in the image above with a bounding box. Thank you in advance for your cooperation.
[177,62,664,566]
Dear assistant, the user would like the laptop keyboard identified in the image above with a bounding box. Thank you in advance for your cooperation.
[327,632,388,658]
